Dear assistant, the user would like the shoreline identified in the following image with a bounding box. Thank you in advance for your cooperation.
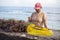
[0,19,60,40]
[0,30,60,40]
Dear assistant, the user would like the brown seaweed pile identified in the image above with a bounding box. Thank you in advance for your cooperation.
[0,19,27,32]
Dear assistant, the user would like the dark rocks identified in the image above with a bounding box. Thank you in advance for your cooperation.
[0,33,36,40]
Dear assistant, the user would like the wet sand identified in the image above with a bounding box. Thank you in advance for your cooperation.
[0,30,60,40]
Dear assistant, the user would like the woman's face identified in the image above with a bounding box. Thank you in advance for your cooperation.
[35,9,41,13]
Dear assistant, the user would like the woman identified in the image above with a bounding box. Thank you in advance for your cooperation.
[28,2,49,29]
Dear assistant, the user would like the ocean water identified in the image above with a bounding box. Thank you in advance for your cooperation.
[0,6,60,30]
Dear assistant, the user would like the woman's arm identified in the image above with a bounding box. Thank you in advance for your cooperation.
[43,13,48,28]
[28,13,34,22]
[28,17,31,22]
[28,13,37,22]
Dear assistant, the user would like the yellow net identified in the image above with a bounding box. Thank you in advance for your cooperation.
[27,24,53,36]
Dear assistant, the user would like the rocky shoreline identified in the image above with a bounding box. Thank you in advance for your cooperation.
[0,19,60,40]
[0,30,60,40]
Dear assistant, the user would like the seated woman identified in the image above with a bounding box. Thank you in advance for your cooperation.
[28,2,48,29]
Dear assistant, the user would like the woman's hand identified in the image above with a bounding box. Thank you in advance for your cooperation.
[28,17,32,22]
[45,27,51,30]
[28,17,39,22]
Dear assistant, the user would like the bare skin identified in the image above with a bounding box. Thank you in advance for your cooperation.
[28,9,48,29]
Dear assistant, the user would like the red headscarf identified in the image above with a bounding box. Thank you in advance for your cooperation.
[34,2,42,9]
